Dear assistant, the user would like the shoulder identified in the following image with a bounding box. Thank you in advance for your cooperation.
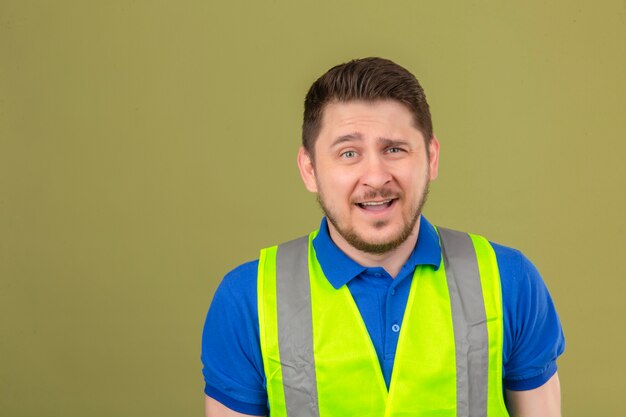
[490,241,554,322]
[206,259,261,344]
[218,259,260,299]
[490,241,539,300]
[203,258,260,344]
[489,239,553,334]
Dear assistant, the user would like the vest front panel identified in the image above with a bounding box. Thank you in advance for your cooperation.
[258,231,510,417]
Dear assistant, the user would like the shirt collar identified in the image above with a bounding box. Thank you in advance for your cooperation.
[312,216,442,289]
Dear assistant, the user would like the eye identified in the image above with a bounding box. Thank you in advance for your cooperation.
[341,150,358,159]
[387,147,404,154]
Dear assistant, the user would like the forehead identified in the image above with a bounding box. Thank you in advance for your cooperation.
[317,100,421,143]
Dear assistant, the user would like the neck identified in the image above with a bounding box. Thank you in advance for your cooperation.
[327,217,421,278]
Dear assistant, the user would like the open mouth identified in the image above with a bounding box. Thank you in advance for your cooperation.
[356,198,396,212]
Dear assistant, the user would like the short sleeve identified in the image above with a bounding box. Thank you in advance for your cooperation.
[493,244,566,391]
[200,260,268,415]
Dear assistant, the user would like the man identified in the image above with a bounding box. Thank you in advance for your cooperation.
[201,57,565,417]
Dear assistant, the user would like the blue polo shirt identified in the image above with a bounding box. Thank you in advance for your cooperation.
[201,216,565,416]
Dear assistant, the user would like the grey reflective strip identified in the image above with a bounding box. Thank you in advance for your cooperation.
[439,227,489,417]
[275,236,320,417]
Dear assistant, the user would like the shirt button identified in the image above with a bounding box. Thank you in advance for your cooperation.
[390,288,396,295]
[392,324,400,333]
[374,272,382,278]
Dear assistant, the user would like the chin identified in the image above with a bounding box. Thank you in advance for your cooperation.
[359,231,404,247]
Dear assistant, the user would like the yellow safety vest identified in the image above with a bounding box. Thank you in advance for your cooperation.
[258,227,510,417]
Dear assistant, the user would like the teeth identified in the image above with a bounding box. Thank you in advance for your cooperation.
[360,199,392,206]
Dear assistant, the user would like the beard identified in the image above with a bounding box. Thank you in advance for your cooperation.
[317,183,430,255]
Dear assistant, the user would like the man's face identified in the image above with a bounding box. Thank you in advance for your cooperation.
[298,100,439,254]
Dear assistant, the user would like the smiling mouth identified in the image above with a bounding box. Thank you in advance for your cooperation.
[356,199,396,211]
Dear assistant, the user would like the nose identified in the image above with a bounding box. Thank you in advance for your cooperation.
[360,153,392,190]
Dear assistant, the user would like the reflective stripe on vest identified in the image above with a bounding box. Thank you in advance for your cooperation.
[258,228,510,417]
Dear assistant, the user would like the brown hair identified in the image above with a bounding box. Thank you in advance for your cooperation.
[302,57,434,158]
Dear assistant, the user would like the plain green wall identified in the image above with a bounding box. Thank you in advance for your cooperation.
[1,1,625,415]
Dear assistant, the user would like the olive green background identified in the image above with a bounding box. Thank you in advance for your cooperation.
[1,1,624,416]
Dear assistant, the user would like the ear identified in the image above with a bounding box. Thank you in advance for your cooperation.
[428,135,440,181]
[297,146,318,192]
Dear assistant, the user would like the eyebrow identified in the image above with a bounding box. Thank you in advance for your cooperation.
[378,137,411,148]
[330,132,363,148]
[331,133,411,149]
